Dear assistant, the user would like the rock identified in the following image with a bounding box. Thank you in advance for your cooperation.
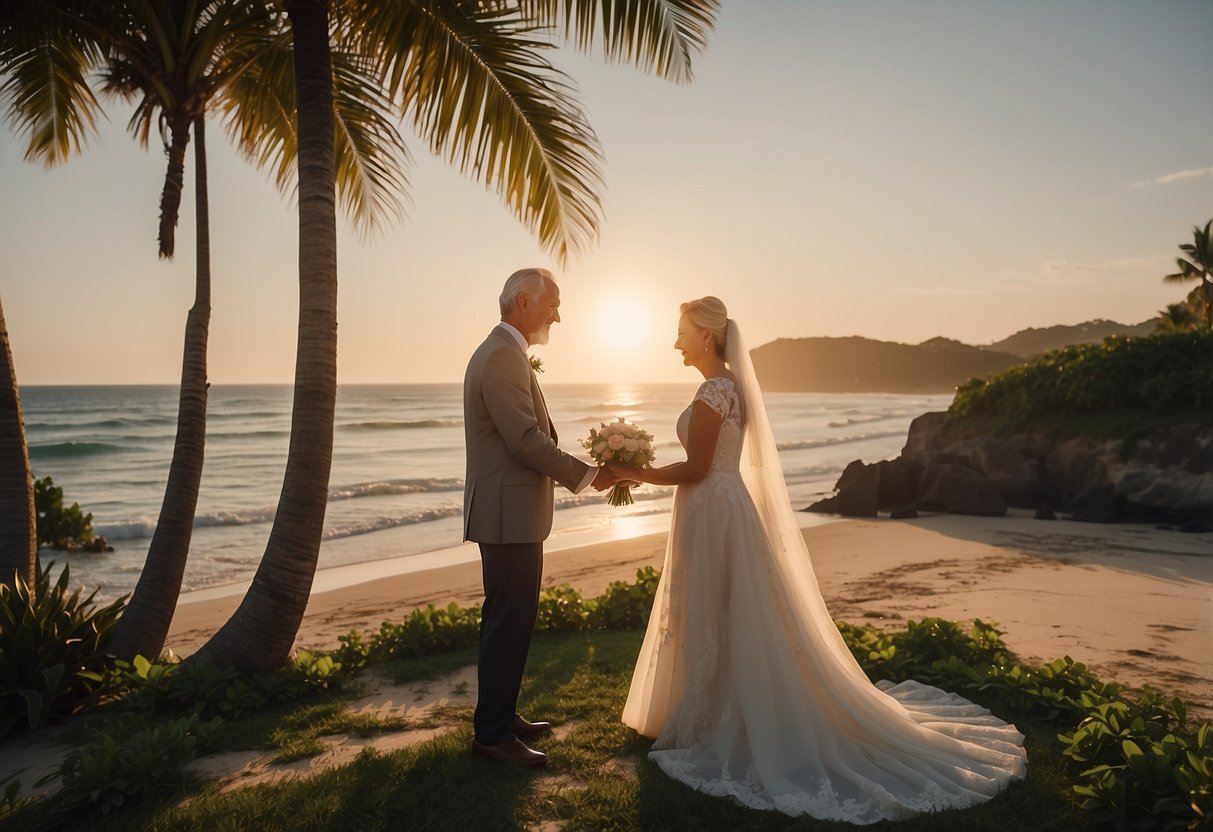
[1044,436,1124,508]
[832,462,881,517]
[874,458,921,511]
[1034,505,1057,520]
[936,437,1042,506]
[1155,524,1175,531]
[900,412,951,466]
[835,459,868,493]
[1114,427,1213,523]
[917,464,1007,516]
[1069,487,1118,523]
[1177,520,1212,534]
[889,506,919,519]
[808,459,880,517]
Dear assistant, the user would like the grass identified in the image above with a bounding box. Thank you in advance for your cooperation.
[8,629,1097,832]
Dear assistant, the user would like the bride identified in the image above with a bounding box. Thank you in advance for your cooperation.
[607,297,1027,824]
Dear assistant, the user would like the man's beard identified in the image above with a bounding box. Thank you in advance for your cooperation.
[531,322,551,345]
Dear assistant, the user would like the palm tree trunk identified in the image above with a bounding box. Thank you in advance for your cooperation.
[0,293,36,591]
[110,114,212,660]
[191,0,337,672]
[158,112,192,259]
[1203,279,1212,330]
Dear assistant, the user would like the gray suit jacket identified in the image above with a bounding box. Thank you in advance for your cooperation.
[463,327,591,544]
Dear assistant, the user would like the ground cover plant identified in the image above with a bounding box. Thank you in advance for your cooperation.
[1,570,1208,831]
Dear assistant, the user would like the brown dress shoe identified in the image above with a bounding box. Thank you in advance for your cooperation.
[511,715,553,740]
[471,738,547,768]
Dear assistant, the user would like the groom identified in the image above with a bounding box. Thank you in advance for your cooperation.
[463,267,614,768]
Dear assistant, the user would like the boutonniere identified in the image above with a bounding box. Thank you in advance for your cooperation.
[528,355,544,374]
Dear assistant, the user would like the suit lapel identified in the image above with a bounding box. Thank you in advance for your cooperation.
[493,326,557,441]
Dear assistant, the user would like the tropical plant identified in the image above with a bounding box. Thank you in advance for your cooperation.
[1156,299,1199,333]
[33,475,95,549]
[193,0,720,673]
[43,712,218,816]
[1,0,410,661]
[0,559,127,738]
[0,293,35,591]
[1164,219,1213,329]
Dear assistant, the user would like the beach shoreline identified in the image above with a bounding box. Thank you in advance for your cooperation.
[166,509,1213,715]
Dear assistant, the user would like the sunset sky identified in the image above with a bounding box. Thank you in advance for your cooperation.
[3,0,1210,385]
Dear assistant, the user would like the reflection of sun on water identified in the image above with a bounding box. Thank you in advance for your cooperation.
[603,387,641,409]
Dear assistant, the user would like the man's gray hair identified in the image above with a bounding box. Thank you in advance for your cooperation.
[499,267,554,315]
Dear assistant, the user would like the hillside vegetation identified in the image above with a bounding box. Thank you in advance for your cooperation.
[949,331,1213,436]
[986,319,1154,358]
[751,336,1020,393]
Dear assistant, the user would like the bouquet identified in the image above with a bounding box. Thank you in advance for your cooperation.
[580,418,656,506]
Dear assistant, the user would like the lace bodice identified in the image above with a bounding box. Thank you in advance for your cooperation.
[676,377,744,475]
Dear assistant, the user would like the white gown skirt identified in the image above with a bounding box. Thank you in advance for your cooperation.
[621,472,1027,824]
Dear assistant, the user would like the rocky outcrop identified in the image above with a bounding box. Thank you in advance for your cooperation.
[807,458,922,517]
[808,413,1213,525]
[917,464,1007,516]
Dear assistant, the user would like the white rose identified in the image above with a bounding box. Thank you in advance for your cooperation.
[603,449,613,461]
[623,438,640,452]
[639,439,650,451]
[608,434,625,450]
[623,424,638,439]
[593,441,607,455]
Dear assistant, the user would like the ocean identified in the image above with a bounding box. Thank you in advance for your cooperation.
[21,385,952,602]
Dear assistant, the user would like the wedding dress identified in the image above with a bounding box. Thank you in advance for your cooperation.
[621,321,1027,824]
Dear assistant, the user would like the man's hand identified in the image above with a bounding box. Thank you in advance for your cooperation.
[606,463,641,489]
[591,466,615,492]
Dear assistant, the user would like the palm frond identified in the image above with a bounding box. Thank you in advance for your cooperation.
[220,30,411,238]
[1163,258,1201,284]
[332,49,412,238]
[361,0,604,263]
[517,0,719,82]
[0,2,105,167]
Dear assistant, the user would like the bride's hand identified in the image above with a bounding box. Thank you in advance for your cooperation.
[606,462,641,487]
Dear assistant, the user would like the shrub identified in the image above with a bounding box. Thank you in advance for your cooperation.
[590,566,661,630]
[950,330,1213,435]
[1061,691,1212,830]
[40,712,218,816]
[103,650,345,721]
[0,560,126,738]
[33,476,96,549]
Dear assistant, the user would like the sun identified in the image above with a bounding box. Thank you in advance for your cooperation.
[594,297,656,352]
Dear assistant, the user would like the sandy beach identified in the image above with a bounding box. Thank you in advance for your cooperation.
[166,509,1213,714]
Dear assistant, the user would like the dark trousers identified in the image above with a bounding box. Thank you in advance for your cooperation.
[474,541,543,744]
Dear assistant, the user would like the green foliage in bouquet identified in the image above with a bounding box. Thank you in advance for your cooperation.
[0,560,126,738]
[950,330,1213,437]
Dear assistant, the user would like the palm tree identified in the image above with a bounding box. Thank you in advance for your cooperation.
[192,0,719,672]
[0,293,36,591]
[1156,301,1198,333]
[2,0,409,660]
[1164,219,1213,329]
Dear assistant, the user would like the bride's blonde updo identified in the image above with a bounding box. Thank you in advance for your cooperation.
[680,296,729,357]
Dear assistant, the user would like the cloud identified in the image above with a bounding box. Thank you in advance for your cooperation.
[890,284,1020,296]
[1133,165,1213,188]
[1037,254,1172,285]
